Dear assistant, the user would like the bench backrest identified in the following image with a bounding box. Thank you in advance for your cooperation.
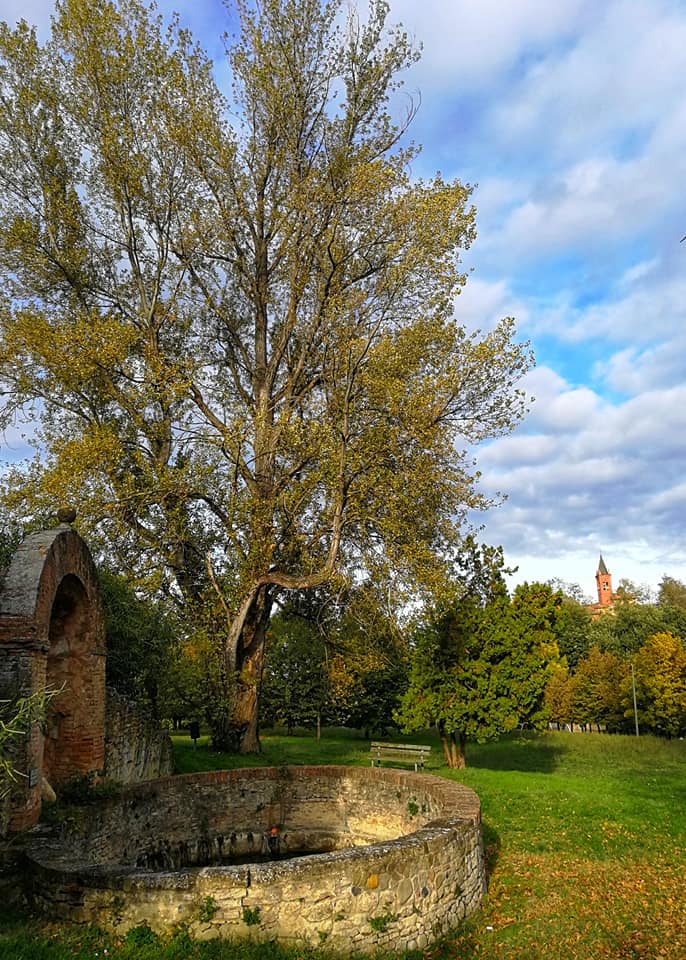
[370,742,431,759]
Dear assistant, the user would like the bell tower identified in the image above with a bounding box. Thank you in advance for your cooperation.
[595,554,613,606]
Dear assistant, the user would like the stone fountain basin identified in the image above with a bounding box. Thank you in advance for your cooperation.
[24,765,486,953]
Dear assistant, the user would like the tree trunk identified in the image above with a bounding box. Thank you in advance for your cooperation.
[437,724,467,768]
[235,584,272,753]
[438,721,452,766]
[210,584,273,754]
[450,732,467,769]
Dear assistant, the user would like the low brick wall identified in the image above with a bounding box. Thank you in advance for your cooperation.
[25,766,486,953]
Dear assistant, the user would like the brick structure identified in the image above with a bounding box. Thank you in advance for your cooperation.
[584,553,617,619]
[595,554,614,607]
[0,521,106,831]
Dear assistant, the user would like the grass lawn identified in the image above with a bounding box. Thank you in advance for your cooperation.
[1,729,684,959]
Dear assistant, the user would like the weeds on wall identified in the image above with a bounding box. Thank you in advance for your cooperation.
[197,896,218,923]
[369,912,398,933]
[242,906,261,927]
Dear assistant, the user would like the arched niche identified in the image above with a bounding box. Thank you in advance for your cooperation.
[0,524,106,831]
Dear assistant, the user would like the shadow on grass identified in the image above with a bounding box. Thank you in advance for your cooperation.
[464,731,566,774]
[173,728,569,777]
[481,818,501,880]
[172,730,373,775]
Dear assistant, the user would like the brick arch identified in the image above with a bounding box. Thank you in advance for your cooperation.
[0,524,105,830]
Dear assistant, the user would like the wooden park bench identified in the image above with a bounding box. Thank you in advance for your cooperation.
[369,741,431,772]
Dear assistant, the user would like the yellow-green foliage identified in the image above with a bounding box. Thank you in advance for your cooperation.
[0,0,533,749]
[628,631,686,737]
[0,687,60,795]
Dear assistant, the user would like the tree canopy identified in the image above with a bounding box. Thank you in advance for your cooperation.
[398,548,560,768]
[658,575,686,611]
[629,632,686,738]
[551,596,592,668]
[260,608,329,734]
[571,646,626,732]
[0,0,532,750]
[99,568,177,714]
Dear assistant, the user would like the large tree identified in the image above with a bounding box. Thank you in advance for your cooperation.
[260,607,330,734]
[657,575,686,612]
[0,0,532,751]
[571,645,626,733]
[626,632,686,738]
[398,557,559,768]
[551,596,592,668]
[325,585,409,736]
[100,568,177,714]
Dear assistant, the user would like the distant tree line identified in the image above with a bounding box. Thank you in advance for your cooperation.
[2,522,684,765]
[544,576,686,740]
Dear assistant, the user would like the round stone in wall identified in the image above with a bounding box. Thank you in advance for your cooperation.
[56,507,77,525]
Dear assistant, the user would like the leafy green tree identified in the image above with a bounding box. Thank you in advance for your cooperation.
[259,583,409,736]
[398,572,559,768]
[506,583,563,726]
[0,0,532,751]
[326,587,409,736]
[625,632,686,738]
[450,536,516,605]
[260,611,329,734]
[99,569,177,714]
[658,604,686,643]
[544,662,576,730]
[590,602,664,657]
[551,597,592,668]
[571,646,627,732]
[657,575,686,611]
[156,635,208,730]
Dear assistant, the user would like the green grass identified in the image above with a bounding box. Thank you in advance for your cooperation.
[2,729,685,959]
[172,725,374,772]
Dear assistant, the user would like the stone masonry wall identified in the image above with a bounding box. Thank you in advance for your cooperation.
[103,689,173,785]
[25,766,486,953]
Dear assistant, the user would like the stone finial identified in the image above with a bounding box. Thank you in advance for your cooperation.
[56,506,77,525]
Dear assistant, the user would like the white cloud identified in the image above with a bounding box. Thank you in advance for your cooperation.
[488,0,686,159]
[646,482,686,512]
[478,433,559,468]
[389,0,589,91]
[455,275,530,333]
[484,142,686,266]
[0,423,36,465]
[410,0,686,283]
[524,374,599,434]
[508,253,686,367]
[595,323,686,394]
[471,361,686,593]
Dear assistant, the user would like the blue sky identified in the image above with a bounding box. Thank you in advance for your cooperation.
[3,0,686,599]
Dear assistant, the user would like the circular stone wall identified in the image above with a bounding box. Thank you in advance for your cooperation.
[25,766,486,953]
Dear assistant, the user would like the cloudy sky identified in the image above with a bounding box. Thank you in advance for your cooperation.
[2,0,686,600]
